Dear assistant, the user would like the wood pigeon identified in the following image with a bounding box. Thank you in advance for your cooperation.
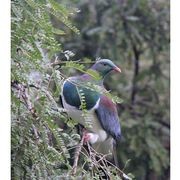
[61,59,121,163]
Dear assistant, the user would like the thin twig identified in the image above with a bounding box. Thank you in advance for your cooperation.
[84,143,132,179]
[32,124,40,144]
[71,133,85,176]
[48,60,96,67]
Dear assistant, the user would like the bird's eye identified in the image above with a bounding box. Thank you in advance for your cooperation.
[103,63,107,66]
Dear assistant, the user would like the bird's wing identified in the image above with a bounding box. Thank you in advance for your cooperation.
[62,77,100,110]
[95,95,121,141]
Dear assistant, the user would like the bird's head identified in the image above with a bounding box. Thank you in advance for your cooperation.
[91,59,121,78]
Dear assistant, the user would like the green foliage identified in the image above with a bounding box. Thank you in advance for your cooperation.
[11,0,80,179]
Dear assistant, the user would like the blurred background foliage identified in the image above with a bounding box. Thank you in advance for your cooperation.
[11,0,169,179]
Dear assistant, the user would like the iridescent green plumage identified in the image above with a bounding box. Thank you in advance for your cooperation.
[62,77,100,110]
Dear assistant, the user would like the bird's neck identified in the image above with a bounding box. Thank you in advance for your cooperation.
[81,72,104,86]
[90,65,110,78]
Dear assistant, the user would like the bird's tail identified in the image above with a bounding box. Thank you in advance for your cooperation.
[113,140,120,168]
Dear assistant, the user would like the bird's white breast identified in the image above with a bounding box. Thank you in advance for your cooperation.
[61,95,108,144]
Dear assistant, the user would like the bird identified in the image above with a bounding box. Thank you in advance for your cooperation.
[61,59,121,165]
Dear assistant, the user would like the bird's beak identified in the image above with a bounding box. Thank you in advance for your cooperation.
[113,66,121,73]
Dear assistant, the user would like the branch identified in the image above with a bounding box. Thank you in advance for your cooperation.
[82,141,132,179]
[131,44,140,105]
[32,124,40,144]
[71,132,85,176]
[11,82,39,119]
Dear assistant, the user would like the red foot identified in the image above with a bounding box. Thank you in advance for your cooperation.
[83,132,91,144]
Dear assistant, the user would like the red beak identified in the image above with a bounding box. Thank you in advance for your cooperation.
[114,66,121,73]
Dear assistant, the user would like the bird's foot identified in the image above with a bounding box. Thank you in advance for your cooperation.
[82,130,98,144]
[83,131,91,144]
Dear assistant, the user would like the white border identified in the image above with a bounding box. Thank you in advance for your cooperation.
[0,0,10,179]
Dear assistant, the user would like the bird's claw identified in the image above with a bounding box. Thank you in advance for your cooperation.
[83,132,91,144]
[82,129,91,144]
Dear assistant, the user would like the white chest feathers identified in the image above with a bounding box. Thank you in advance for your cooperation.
[62,96,108,144]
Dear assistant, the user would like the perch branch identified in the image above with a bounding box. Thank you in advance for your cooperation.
[71,133,85,176]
